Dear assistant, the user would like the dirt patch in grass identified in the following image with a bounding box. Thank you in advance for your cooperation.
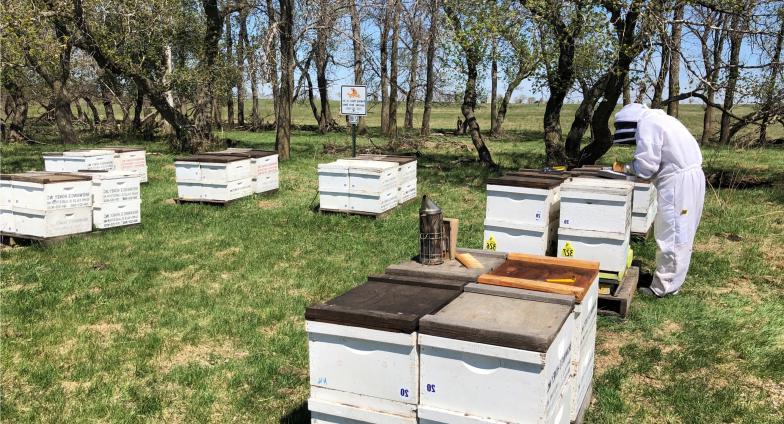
[78,322,123,339]
[713,276,763,304]
[258,199,281,209]
[655,321,683,338]
[215,247,241,258]
[61,380,90,394]
[157,340,248,374]
[594,333,626,378]
[159,265,200,289]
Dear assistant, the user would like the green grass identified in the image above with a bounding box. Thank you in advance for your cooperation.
[2,110,784,422]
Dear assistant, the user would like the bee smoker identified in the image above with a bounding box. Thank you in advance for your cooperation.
[419,195,444,265]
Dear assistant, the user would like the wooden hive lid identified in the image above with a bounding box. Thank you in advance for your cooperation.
[487,175,563,189]
[418,291,573,352]
[476,253,599,303]
[99,146,144,153]
[208,149,277,158]
[174,154,249,163]
[384,248,507,283]
[353,154,417,164]
[0,172,92,183]
[304,281,460,333]
[366,273,467,291]
[505,171,570,181]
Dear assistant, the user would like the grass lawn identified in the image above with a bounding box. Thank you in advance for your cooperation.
[2,104,784,422]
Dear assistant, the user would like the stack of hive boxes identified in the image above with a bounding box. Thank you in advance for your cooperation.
[0,173,92,238]
[483,172,567,255]
[210,149,279,194]
[43,150,115,172]
[476,254,600,423]
[571,166,657,236]
[350,155,418,205]
[631,179,657,235]
[74,170,142,229]
[305,250,599,423]
[557,177,634,278]
[96,147,149,183]
[318,157,416,214]
[175,155,253,202]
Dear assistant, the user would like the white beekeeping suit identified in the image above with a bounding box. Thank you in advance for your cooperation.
[614,103,706,297]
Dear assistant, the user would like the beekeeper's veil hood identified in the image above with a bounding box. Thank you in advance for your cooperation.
[613,103,648,144]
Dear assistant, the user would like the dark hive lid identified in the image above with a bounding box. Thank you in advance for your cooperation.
[305,281,460,333]
[366,273,467,291]
[487,175,563,189]
[174,154,248,163]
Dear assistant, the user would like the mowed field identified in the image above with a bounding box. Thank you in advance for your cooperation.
[2,104,784,423]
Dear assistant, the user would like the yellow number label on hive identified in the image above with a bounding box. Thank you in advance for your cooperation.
[485,235,497,251]
[561,242,575,257]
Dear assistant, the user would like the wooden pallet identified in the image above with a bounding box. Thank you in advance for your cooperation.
[631,226,653,241]
[316,196,417,219]
[174,197,236,207]
[572,382,593,424]
[598,266,639,318]
[0,231,90,247]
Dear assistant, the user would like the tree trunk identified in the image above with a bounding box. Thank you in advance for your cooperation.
[237,9,248,127]
[701,15,725,144]
[758,15,783,144]
[651,33,669,109]
[719,13,744,145]
[266,0,280,121]
[350,0,367,134]
[420,0,438,136]
[404,33,419,130]
[667,4,683,117]
[2,79,28,142]
[225,17,235,128]
[387,0,400,139]
[245,16,260,129]
[542,37,576,166]
[494,68,527,137]
[132,88,144,131]
[490,38,499,137]
[380,0,391,134]
[443,5,495,168]
[100,81,117,131]
[623,76,631,105]
[276,0,294,159]
[163,45,175,134]
[84,96,100,125]
[314,0,335,134]
[53,83,77,144]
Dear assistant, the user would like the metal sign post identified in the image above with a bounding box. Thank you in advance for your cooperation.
[341,85,367,158]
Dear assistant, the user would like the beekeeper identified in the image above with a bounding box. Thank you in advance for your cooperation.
[612,103,706,298]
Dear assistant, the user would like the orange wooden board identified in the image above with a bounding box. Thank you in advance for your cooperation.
[477,254,599,303]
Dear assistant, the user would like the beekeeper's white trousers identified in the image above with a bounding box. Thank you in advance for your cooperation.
[651,166,706,296]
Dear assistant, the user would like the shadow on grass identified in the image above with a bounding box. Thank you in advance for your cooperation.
[279,402,309,423]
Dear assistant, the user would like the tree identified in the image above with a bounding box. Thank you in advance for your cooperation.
[443,0,496,168]
[387,0,401,139]
[276,0,295,159]
[420,0,439,136]
[349,0,368,134]
[667,2,684,117]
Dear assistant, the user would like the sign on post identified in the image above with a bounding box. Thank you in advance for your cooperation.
[341,85,367,116]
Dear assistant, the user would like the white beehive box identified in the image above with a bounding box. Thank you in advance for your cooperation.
[632,198,657,235]
[92,147,148,182]
[43,151,115,172]
[174,155,251,183]
[209,150,279,187]
[1,173,92,211]
[0,207,13,233]
[318,162,350,211]
[559,177,633,234]
[557,227,630,273]
[73,171,141,205]
[336,159,398,194]
[309,386,417,424]
[93,201,141,229]
[305,281,460,421]
[176,178,253,202]
[485,176,563,227]
[349,189,398,214]
[11,207,92,237]
[417,289,575,424]
[483,218,558,255]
